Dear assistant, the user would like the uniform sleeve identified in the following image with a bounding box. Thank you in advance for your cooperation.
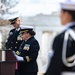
[5,30,14,49]
[45,35,63,75]
[5,31,11,49]
[24,40,40,62]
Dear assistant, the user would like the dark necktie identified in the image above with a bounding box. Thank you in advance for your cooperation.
[19,41,25,51]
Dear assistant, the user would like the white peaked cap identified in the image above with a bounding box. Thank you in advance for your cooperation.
[20,25,34,30]
[7,14,20,20]
[61,1,75,11]
[2,13,20,20]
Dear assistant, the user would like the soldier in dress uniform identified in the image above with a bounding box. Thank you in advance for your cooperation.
[5,14,23,51]
[14,26,40,75]
[5,14,23,75]
[45,1,75,75]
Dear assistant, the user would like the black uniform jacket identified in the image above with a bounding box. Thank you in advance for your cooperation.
[45,25,75,75]
[18,37,40,72]
[6,28,23,52]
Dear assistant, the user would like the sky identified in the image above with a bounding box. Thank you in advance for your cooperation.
[2,0,75,18]
[9,0,66,17]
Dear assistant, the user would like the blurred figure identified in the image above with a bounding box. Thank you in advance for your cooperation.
[14,26,40,75]
[45,1,75,75]
[5,14,23,75]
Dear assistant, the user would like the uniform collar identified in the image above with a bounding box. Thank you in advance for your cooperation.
[59,22,75,34]
[25,37,34,42]
[65,22,75,29]
[16,27,21,31]
[62,22,75,32]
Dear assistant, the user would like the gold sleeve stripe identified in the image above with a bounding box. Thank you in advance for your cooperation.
[21,30,28,33]
[26,56,30,62]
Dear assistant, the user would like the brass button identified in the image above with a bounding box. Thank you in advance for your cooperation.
[16,42,18,43]
[15,47,17,49]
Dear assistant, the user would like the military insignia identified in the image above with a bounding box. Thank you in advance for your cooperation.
[26,56,30,62]
[16,51,21,55]
[23,44,30,51]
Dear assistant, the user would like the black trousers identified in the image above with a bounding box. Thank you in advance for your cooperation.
[19,72,37,75]
[15,69,37,75]
[15,69,19,75]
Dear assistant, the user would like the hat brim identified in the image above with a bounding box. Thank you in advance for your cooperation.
[9,17,18,25]
[20,32,25,34]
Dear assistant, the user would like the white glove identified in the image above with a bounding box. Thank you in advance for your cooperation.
[12,51,16,56]
[15,55,24,61]
[12,51,24,61]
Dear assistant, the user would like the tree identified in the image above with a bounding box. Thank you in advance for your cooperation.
[0,0,20,16]
[0,0,20,25]
[0,0,20,49]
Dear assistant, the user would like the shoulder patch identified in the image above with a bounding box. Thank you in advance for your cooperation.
[9,32,13,35]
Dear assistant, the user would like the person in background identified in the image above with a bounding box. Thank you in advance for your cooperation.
[45,1,75,75]
[5,14,23,75]
[14,26,40,75]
